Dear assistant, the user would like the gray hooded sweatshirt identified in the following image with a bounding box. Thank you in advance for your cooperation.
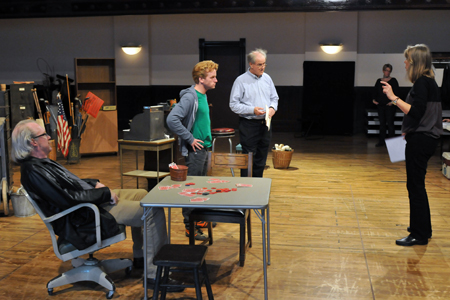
[166,85,199,157]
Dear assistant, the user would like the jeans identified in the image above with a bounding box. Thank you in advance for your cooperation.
[182,148,209,228]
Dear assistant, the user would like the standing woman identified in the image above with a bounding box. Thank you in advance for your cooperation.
[382,44,442,246]
[373,64,399,147]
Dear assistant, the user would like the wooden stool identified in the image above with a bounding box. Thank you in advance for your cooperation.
[152,244,214,300]
[211,128,235,153]
[211,128,235,176]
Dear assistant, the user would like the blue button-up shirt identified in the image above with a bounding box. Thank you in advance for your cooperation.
[229,69,279,119]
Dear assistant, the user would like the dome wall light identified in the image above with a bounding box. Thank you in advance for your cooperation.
[320,44,343,54]
[121,44,142,55]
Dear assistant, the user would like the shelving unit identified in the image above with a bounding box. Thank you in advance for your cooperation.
[75,58,116,105]
[118,138,175,189]
[75,58,118,154]
[366,109,404,135]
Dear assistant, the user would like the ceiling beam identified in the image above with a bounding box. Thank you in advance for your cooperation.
[1,0,450,19]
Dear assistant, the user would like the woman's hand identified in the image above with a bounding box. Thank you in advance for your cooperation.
[381,81,396,101]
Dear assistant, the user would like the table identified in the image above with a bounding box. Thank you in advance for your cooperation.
[118,138,175,189]
[140,175,272,300]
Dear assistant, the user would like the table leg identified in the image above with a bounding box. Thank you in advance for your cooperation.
[120,145,124,189]
[143,207,149,300]
[168,207,171,243]
[135,150,139,189]
[262,208,268,300]
[156,147,160,183]
[267,204,271,265]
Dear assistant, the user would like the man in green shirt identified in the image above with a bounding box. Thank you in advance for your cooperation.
[167,60,218,240]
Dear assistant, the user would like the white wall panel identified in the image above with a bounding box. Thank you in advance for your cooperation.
[114,15,151,86]
[0,11,448,87]
[267,54,304,86]
[356,54,412,87]
[151,54,198,85]
[0,17,114,84]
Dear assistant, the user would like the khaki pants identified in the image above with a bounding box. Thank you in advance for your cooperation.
[102,189,168,278]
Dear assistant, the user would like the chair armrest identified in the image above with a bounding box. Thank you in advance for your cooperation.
[43,203,102,248]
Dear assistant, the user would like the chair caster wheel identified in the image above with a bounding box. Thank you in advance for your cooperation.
[106,290,114,299]
[48,288,53,295]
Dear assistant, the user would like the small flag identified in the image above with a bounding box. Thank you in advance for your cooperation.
[56,93,71,157]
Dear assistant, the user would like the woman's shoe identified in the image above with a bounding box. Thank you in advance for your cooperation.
[396,235,428,246]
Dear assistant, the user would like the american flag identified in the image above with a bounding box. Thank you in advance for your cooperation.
[56,93,71,157]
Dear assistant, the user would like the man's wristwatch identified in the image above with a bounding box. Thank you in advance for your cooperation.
[392,98,399,106]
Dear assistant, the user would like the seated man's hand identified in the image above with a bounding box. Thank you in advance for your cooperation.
[95,182,106,188]
[110,190,119,205]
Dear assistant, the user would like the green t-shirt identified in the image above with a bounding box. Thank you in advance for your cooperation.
[191,91,212,148]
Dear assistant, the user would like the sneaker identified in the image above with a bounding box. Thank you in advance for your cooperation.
[185,228,208,241]
[196,221,217,228]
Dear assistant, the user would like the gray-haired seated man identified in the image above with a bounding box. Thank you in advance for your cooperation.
[11,119,183,292]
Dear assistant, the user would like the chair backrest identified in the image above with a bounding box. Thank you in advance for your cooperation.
[207,152,253,177]
[21,188,66,260]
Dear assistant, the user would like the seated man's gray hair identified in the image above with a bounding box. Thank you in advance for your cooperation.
[12,119,38,162]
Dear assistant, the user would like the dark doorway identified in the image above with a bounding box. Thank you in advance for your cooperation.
[199,39,246,130]
[302,61,355,135]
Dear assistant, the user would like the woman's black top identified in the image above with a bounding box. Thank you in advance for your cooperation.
[373,78,399,106]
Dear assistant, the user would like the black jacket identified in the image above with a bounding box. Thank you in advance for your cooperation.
[20,157,120,250]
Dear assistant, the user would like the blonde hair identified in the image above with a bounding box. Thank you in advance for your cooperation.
[404,44,434,83]
[192,60,219,84]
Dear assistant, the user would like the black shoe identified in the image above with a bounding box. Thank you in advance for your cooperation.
[396,235,428,246]
[145,278,185,292]
[407,226,432,238]
[133,257,144,269]
[375,142,385,147]
[185,228,208,241]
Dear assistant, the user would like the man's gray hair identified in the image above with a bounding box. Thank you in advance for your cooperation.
[12,119,38,162]
[247,48,267,64]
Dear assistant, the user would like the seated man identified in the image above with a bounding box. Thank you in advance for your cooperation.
[12,119,182,292]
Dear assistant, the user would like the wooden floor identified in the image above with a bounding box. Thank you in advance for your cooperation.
[1,133,450,300]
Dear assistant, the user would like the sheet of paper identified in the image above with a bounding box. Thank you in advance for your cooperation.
[443,122,450,131]
[265,105,271,131]
[385,136,406,163]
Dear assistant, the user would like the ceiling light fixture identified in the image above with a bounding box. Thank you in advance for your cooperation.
[121,44,142,55]
[320,44,343,55]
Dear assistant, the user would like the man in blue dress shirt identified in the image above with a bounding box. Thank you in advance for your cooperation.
[229,48,279,177]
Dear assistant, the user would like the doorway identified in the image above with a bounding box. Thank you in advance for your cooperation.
[199,39,246,130]
[302,61,355,135]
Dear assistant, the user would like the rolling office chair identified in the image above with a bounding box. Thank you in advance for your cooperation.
[22,188,132,299]
[188,152,253,266]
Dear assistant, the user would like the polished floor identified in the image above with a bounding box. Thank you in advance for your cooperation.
[1,133,450,299]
